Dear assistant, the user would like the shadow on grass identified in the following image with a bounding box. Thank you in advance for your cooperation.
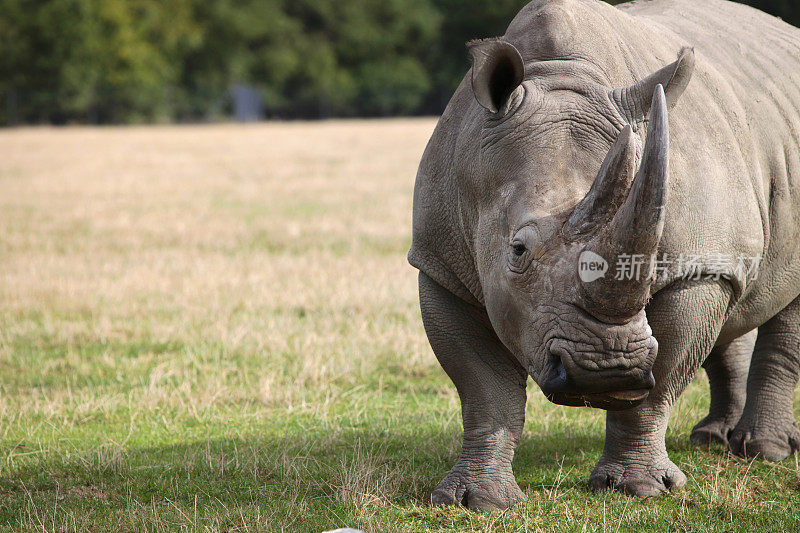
[0,423,791,530]
[0,423,607,504]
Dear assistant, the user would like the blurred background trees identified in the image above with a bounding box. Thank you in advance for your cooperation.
[0,0,796,124]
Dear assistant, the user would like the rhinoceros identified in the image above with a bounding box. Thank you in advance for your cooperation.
[408,0,800,509]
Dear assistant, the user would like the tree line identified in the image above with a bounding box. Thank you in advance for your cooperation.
[0,0,795,125]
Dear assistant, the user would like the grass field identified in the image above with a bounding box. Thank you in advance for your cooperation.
[0,119,799,532]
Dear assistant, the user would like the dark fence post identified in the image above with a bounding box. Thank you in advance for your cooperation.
[232,84,263,122]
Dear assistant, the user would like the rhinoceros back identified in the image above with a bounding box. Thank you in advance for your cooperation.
[622,0,800,334]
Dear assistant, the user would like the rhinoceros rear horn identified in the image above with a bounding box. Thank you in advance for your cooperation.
[581,85,670,320]
[467,39,524,113]
[610,47,694,125]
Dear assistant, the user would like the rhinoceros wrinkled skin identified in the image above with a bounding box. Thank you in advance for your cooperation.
[408,0,800,508]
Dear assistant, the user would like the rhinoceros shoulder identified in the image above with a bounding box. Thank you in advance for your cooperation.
[408,86,484,308]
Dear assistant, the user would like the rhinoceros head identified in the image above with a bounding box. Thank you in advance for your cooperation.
[463,39,694,409]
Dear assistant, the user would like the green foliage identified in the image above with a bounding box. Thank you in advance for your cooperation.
[0,0,798,123]
[0,0,201,123]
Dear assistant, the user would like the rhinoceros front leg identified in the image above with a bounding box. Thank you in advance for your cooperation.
[419,272,527,511]
[590,281,733,496]
[690,330,755,446]
[729,296,800,461]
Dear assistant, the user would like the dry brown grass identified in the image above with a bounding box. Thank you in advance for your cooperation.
[0,120,436,416]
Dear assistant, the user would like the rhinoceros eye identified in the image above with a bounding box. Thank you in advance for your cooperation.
[512,243,527,256]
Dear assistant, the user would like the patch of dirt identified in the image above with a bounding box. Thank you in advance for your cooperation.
[64,485,109,500]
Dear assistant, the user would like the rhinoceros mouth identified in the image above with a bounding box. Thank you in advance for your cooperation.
[544,389,649,411]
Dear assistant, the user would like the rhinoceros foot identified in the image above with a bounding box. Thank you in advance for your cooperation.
[431,464,525,511]
[588,456,686,497]
[728,420,800,461]
[690,416,737,447]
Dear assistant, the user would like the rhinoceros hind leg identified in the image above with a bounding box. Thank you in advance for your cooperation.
[690,330,755,447]
[729,297,800,461]
[419,272,527,511]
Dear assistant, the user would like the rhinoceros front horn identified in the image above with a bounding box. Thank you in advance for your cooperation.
[580,84,670,320]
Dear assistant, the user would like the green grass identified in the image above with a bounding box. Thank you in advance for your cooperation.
[0,121,798,531]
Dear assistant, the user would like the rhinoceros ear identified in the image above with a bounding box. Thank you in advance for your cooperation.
[611,47,694,125]
[467,39,524,113]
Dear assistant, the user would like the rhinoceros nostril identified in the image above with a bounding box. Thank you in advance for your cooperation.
[540,347,569,395]
[645,370,656,389]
